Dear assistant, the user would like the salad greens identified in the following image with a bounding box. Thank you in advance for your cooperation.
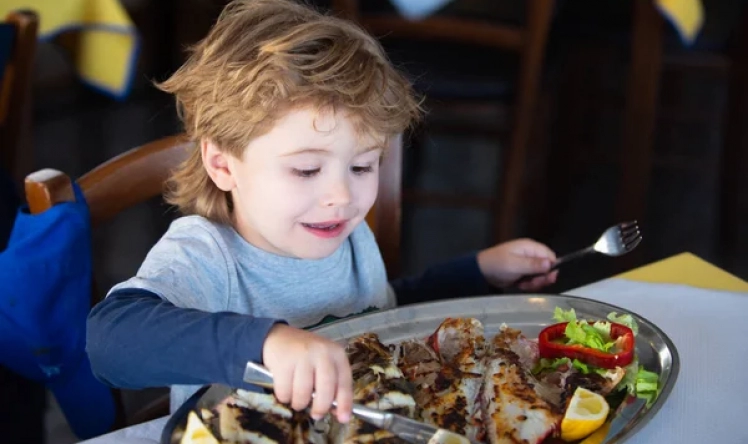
[538,307,661,406]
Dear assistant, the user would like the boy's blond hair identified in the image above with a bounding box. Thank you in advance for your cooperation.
[158,0,422,224]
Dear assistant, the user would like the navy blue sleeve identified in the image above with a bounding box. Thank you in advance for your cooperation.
[86,289,286,390]
[390,253,500,306]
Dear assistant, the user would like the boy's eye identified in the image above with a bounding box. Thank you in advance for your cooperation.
[351,165,374,175]
[292,168,320,178]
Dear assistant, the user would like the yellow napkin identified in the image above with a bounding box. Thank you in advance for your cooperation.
[656,0,705,44]
[617,252,748,292]
[1,0,138,100]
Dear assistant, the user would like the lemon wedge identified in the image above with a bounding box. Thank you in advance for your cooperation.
[560,387,610,442]
[181,410,219,444]
[578,421,611,444]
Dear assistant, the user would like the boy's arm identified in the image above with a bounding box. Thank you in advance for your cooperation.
[86,288,285,389]
[389,253,499,306]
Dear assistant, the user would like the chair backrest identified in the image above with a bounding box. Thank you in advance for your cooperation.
[0,10,38,183]
[331,0,552,53]
[25,133,403,279]
[331,0,555,242]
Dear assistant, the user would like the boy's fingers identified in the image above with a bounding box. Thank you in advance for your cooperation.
[291,360,314,411]
[518,275,550,291]
[515,239,557,261]
[549,270,559,283]
[517,267,560,291]
[310,358,336,420]
[513,256,552,275]
[518,280,536,291]
[334,354,353,423]
[272,365,293,404]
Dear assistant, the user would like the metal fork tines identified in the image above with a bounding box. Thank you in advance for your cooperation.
[595,220,642,256]
[555,220,642,269]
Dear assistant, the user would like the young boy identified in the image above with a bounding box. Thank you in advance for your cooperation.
[86,0,558,424]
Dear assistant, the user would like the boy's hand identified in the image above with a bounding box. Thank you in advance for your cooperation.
[262,324,353,423]
[477,238,558,291]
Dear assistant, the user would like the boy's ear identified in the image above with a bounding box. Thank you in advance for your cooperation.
[201,139,236,192]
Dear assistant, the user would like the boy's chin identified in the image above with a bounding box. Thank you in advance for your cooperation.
[294,245,342,260]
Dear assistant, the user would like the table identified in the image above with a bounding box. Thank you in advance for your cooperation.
[80,252,748,444]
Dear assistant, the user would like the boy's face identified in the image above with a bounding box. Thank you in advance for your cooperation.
[204,107,383,259]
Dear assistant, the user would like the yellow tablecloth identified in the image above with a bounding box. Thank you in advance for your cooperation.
[617,251,748,292]
[1,0,138,100]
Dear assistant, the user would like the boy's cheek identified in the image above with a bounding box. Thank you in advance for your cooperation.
[358,184,379,213]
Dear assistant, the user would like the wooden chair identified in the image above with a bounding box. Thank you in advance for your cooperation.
[0,10,38,184]
[23,132,404,428]
[331,0,555,243]
[25,134,192,429]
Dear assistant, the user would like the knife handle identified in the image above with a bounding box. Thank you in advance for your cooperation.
[243,361,275,390]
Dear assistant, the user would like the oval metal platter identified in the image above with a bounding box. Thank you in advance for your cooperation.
[162,293,680,444]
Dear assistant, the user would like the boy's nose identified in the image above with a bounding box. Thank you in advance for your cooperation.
[323,179,351,207]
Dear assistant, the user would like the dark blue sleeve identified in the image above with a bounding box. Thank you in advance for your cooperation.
[390,253,500,306]
[86,289,286,390]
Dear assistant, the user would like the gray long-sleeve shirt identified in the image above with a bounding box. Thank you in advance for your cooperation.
[87,216,495,412]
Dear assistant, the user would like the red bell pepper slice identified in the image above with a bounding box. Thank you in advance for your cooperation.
[537,321,635,369]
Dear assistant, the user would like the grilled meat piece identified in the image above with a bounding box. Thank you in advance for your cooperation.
[427,318,486,364]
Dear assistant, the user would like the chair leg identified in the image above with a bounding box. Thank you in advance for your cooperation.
[494,0,555,242]
[615,0,663,268]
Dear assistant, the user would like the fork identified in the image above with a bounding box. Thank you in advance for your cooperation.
[243,361,477,444]
[517,221,642,283]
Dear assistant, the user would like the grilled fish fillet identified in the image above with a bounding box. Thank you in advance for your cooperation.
[483,333,560,444]
[331,333,417,444]
[216,389,322,444]
[397,318,486,442]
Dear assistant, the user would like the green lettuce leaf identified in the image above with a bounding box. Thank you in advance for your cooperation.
[564,320,616,352]
[617,360,660,407]
[553,307,578,323]
[607,312,639,335]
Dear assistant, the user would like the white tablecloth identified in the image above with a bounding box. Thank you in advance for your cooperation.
[79,278,748,444]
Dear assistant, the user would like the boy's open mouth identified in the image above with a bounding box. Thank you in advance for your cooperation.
[301,221,347,238]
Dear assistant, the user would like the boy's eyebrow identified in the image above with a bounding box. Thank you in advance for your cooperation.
[281,145,385,156]
[356,144,386,154]
[280,148,330,157]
